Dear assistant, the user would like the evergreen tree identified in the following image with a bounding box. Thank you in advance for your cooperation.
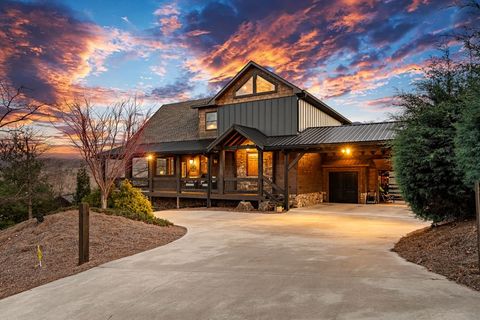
[74,166,91,204]
[393,50,475,222]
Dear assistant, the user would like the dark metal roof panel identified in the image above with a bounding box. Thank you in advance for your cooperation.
[267,122,397,147]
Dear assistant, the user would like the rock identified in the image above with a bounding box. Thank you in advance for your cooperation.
[235,201,254,211]
[293,192,325,208]
[258,201,274,212]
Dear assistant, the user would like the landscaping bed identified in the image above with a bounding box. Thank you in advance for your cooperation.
[0,210,186,299]
[393,219,480,291]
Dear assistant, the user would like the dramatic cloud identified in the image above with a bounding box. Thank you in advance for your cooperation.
[0,1,165,104]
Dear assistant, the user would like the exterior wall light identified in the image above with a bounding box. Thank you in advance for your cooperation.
[146,154,153,161]
[341,147,352,155]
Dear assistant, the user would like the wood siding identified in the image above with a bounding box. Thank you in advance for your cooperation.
[198,107,218,139]
[298,99,341,131]
[215,67,294,105]
[218,96,298,136]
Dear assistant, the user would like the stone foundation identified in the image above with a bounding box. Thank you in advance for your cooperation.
[292,192,325,208]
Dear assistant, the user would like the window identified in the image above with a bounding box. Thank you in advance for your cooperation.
[205,111,217,130]
[235,76,254,96]
[132,158,148,178]
[247,152,258,176]
[235,74,276,97]
[256,75,275,93]
[156,157,174,176]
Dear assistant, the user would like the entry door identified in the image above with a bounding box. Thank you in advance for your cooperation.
[329,172,358,203]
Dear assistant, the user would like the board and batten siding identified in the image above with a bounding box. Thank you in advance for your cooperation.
[218,96,298,136]
[298,99,341,131]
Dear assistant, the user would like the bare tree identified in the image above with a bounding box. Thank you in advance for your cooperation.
[0,127,48,220]
[58,98,150,209]
[0,81,44,129]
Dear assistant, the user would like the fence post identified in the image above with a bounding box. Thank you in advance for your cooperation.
[475,181,480,272]
[79,203,90,265]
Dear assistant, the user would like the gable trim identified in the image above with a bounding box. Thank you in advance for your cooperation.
[206,61,302,105]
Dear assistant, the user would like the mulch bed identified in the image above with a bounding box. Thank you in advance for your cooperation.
[0,210,186,299]
[393,219,480,291]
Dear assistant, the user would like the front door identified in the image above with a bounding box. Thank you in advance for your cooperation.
[329,172,358,203]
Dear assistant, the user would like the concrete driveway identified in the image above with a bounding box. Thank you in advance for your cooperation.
[1,204,480,320]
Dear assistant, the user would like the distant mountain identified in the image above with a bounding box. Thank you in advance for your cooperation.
[40,158,95,195]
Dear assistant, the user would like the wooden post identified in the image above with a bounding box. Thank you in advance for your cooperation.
[475,181,480,272]
[284,151,289,211]
[148,155,154,193]
[258,148,263,199]
[218,150,225,195]
[125,157,133,179]
[176,155,181,209]
[207,154,212,208]
[78,203,89,265]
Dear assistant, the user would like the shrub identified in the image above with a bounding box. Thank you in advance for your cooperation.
[92,208,173,227]
[74,166,91,204]
[112,180,153,217]
[82,188,113,208]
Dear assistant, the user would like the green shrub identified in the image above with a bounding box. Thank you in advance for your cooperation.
[112,180,153,217]
[82,188,113,208]
[92,208,173,227]
[74,166,91,204]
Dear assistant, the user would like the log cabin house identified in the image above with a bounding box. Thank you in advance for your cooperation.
[121,61,398,210]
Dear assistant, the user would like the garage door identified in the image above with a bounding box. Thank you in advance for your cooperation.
[329,172,358,203]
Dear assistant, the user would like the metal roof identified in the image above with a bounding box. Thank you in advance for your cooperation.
[266,122,397,148]
[207,124,268,151]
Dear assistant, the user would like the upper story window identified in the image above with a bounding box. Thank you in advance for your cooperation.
[156,157,174,176]
[235,74,276,97]
[205,111,217,130]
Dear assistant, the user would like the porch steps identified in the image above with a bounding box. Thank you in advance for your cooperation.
[388,171,403,201]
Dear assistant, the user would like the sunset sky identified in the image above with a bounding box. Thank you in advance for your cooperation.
[1,0,478,156]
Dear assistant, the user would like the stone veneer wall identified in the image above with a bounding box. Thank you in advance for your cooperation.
[235,149,273,191]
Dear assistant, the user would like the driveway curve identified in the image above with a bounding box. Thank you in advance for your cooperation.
[1,204,479,320]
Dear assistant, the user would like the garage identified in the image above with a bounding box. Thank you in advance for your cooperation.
[328,172,358,203]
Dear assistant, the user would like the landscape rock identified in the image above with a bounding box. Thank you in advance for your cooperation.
[258,201,274,212]
[235,201,255,211]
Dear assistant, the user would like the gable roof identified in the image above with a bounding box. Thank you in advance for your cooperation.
[205,61,302,106]
[140,98,210,144]
[207,124,268,152]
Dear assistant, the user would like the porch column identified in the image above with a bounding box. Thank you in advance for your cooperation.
[125,157,133,180]
[175,155,181,209]
[207,154,212,207]
[148,155,154,193]
[283,151,289,211]
[218,150,225,194]
[257,148,263,199]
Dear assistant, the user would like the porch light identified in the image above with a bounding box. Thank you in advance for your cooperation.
[146,154,153,161]
[189,159,194,165]
[341,147,352,156]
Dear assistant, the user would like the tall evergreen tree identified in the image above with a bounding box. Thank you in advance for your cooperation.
[74,166,91,204]
[393,50,475,222]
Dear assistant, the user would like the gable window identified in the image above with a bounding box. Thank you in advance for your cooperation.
[235,76,254,96]
[256,75,275,93]
[246,152,258,176]
[205,111,217,130]
[156,157,174,176]
[235,73,276,97]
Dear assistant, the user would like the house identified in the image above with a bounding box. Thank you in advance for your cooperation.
[124,61,397,210]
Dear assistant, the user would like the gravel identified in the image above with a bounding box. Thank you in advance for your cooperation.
[0,210,186,299]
